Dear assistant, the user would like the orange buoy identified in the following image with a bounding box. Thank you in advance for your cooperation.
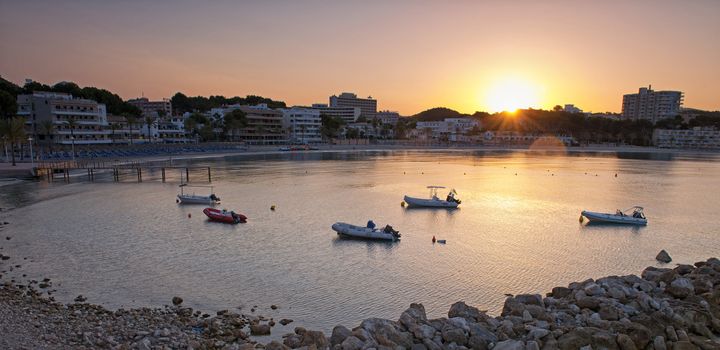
[432,235,436,243]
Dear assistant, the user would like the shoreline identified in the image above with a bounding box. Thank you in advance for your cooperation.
[2,144,718,179]
[1,251,718,349]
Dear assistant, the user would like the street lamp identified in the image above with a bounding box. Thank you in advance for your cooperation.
[28,136,34,168]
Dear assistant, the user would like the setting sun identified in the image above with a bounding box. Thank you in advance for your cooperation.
[485,78,542,113]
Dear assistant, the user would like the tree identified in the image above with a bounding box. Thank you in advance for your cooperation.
[144,116,155,142]
[320,114,344,140]
[65,117,77,157]
[0,90,17,118]
[124,114,138,145]
[109,123,120,144]
[223,109,247,141]
[553,105,563,112]
[38,119,54,153]
[0,117,27,166]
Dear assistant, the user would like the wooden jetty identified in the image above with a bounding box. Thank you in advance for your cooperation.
[34,160,213,183]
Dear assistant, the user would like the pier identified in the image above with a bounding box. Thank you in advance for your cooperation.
[34,160,213,183]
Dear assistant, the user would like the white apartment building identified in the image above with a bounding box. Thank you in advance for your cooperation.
[329,92,377,118]
[622,86,683,124]
[281,107,322,144]
[311,103,361,123]
[375,111,400,125]
[415,118,480,142]
[127,97,172,118]
[653,127,720,149]
[17,91,111,145]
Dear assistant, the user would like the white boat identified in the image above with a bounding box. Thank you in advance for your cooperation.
[581,206,647,225]
[177,184,221,205]
[331,222,401,241]
[403,186,461,208]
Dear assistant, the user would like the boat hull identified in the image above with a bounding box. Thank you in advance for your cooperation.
[177,195,220,205]
[331,222,399,241]
[581,211,647,225]
[203,208,247,224]
[403,195,459,208]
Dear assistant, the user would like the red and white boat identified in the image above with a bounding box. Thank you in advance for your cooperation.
[203,208,247,224]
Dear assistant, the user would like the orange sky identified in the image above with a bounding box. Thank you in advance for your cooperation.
[1,0,718,115]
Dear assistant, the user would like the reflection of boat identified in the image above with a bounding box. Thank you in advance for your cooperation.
[331,222,400,241]
[177,184,220,205]
[203,208,247,224]
[581,206,647,225]
[404,186,461,208]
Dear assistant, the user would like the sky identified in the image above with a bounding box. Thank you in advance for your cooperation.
[1,0,719,115]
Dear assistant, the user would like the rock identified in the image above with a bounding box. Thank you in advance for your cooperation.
[598,304,620,321]
[526,340,540,350]
[467,335,488,350]
[493,340,524,350]
[626,323,651,349]
[449,301,483,321]
[300,330,329,349]
[280,318,294,326]
[74,295,87,302]
[551,287,572,298]
[360,318,412,348]
[266,341,289,350]
[522,310,533,322]
[591,331,618,350]
[442,328,467,345]
[671,341,696,350]
[400,303,427,330]
[528,328,550,340]
[250,324,271,335]
[656,250,672,263]
[412,343,428,350]
[665,326,678,342]
[341,336,364,350]
[652,336,667,350]
[667,278,694,298]
[283,334,303,348]
[583,283,605,296]
[172,296,183,306]
[271,304,278,310]
[616,334,637,350]
[331,325,352,347]
[576,297,601,311]
[557,328,592,350]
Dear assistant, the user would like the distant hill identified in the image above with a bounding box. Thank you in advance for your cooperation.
[411,107,468,121]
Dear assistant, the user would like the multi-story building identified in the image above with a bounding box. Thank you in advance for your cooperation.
[653,127,720,149]
[106,114,143,144]
[375,111,400,125]
[310,103,361,123]
[622,86,683,124]
[17,91,111,145]
[415,118,480,142]
[281,107,322,144]
[127,97,172,118]
[236,104,286,145]
[329,92,377,118]
[563,104,583,113]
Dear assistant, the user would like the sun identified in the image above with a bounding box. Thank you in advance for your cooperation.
[485,78,541,113]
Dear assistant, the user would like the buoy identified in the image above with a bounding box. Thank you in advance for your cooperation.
[464,173,466,175]
[188,213,191,218]
[403,171,406,174]
[515,173,517,176]
[176,199,179,203]
[271,205,276,211]
[432,235,436,243]
[579,215,583,223]
[401,202,406,207]
[421,172,424,174]
[615,173,618,177]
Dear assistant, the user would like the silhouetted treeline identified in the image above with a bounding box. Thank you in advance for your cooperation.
[170,92,286,114]
[0,77,140,116]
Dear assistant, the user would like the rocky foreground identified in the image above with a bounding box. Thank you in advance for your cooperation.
[1,258,720,350]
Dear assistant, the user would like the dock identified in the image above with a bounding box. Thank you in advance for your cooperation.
[34,160,213,183]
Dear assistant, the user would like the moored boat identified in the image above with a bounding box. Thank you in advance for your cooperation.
[177,184,221,205]
[403,186,461,208]
[581,206,647,225]
[331,222,400,241]
[203,208,247,224]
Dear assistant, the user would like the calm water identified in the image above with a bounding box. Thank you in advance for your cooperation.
[1,149,719,334]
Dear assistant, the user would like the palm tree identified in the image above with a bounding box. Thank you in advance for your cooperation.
[144,116,154,143]
[65,117,77,158]
[0,117,27,166]
[109,123,120,144]
[38,119,54,154]
[124,114,138,145]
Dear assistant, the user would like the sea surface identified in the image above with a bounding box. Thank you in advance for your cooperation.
[1,149,719,334]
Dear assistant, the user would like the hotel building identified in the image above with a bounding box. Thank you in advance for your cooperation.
[622,86,683,124]
[329,92,377,118]
[17,91,111,145]
[281,107,322,144]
